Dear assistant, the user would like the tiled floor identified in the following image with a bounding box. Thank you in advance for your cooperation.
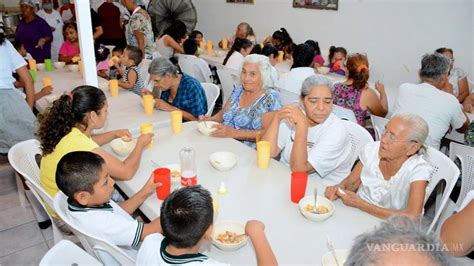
[0,158,52,265]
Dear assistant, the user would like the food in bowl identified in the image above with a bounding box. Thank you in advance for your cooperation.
[197,121,219,136]
[317,66,330,75]
[304,204,329,214]
[67,64,80,72]
[216,231,245,244]
[110,138,136,156]
[36,63,45,71]
[53,62,65,69]
[209,151,238,171]
[211,221,248,251]
[298,195,335,222]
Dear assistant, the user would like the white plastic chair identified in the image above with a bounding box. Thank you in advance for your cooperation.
[201,83,220,116]
[370,114,389,141]
[449,142,474,209]
[423,146,460,233]
[40,240,102,266]
[341,120,374,167]
[178,54,213,83]
[139,59,152,89]
[216,66,240,104]
[277,87,299,105]
[53,192,135,266]
[332,105,358,124]
[8,139,64,243]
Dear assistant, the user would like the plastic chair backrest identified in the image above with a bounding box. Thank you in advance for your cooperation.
[201,82,220,116]
[40,240,102,266]
[449,142,474,209]
[423,146,460,232]
[341,120,374,167]
[370,114,389,141]
[178,54,213,83]
[216,66,240,104]
[277,87,299,105]
[53,192,136,266]
[332,105,358,123]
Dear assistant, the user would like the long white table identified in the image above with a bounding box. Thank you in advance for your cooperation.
[103,121,380,265]
[33,68,171,131]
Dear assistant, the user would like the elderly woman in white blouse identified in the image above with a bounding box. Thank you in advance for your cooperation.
[325,113,431,219]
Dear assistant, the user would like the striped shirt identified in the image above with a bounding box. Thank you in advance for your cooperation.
[124,65,144,95]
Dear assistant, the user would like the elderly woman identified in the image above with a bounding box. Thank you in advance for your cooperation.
[147,57,207,120]
[436,48,469,103]
[262,75,352,185]
[202,54,281,148]
[325,114,431,219]
[15,0,53,63]
[122,0,154,59]
[220,22,256,48]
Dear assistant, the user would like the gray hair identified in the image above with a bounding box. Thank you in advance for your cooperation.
[300,74,333,98]
[240,54,274,89]
[392,113,429,155]
[148,57,178,77]
[419,53,450,82]
[346,216,450,266]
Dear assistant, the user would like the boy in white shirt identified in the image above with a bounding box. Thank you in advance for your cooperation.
[55,151,162,259]
[137,185,277,265]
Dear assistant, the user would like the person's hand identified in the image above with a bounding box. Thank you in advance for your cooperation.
[113,58,121,69]
[154,99,175,112]
[141,89,152,96]
[35,38,47,48]
[114,129,132,140]
[375,81,385,95]
[198,115,212,121]
[278,105,307,128]
[325,185,340,201]
[337,189,364,209]
[209,124,235,138]
[139,174,162,196]
[463,102,473,113]
[40,86,53,96]
[245,220,265,238]
[137,133,153,148]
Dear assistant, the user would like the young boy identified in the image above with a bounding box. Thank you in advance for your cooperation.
[113,45,144,95]
[183,38,198,56]
[137,185,277,265]
[56,151,162,258]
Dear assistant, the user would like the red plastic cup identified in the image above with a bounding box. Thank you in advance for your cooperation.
[291,171,308,203]
[153,168,171,200]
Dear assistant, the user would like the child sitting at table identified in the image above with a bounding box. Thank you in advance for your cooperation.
[56,151,162,259]
[109,46,124,80]
[112,45,144,95]
[95,43,111,79]
[327,46,348,76]
[137,185,277,265]
[183,38,199,56]
[58,22,80,64]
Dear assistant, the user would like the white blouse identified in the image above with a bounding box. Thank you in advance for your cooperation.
[357,142,431,210]
[155,35,174,58]
[448,67,467,97]
[224,51,244,70]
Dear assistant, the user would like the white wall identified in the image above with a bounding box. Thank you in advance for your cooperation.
[193,0,473,88]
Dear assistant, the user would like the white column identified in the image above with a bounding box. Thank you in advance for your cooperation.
[74,0,98,87]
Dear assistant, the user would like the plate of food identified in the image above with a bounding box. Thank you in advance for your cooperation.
[298,195,335,222]
[211,221,248,251]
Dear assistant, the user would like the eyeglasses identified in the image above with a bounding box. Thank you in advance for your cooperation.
[381,129,417,144]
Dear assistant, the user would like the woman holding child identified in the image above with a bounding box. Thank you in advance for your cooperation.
[37,85,153,198]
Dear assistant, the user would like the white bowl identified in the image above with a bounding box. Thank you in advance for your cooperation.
[211,221,248,251]
[67,64,80,72]
[321,249,349,266]
[197,121,219,136]
[110,138,137,156]
[36,63,45,71]
[298,195,335,222]
[317,66,330,75]
[209,151,238,171]
[53,62,65,69]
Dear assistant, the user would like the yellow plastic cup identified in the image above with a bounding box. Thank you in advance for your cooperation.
[222,38,228,49]
[256,141,271,169]
[109,79,119,96]
[42,77,52,87]
[170,110,183,134]
[143,95,154,115]
[277,51,284,63]
[140,123,154,148]
[28,59,37,71]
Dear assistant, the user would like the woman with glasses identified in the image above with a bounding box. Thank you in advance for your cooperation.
[436,48,469,103]
[325,113,431,219]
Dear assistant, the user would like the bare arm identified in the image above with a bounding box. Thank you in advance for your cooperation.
[441,201,474,256]
[364,86,388,117]
[164,35,184,54]
[457,77,469,103]
[261,112,281,157]
[91,129,131,146]
[93,26,103,40]
[134,30,146,57]
[58,54,75,64]
[246,220,278,266]
[325,161,363,200]
[16,66,35,108]
[141,219,162,240]
[118,68,138,90]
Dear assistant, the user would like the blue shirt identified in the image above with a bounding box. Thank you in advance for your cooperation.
[223,86,282,148]
[160,74,207,117]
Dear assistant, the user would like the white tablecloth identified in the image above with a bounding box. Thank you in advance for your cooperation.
[103,121,380,265]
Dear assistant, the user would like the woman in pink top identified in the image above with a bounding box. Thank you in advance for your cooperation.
[58,22,80,64]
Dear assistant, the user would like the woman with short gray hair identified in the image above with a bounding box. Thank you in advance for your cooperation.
[201,54,281,148]
[146,57,207,120]
[262,74,353,184]
[325,113,431,219]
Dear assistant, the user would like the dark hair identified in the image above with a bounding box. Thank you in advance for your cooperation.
[284,43,296,59]
[272,28,293,49]
[183,38,198,55]
[346,53,370,90]
[304,39,321,56]
[262,44,279,58]
[250,43,262,54]
[56,151,105,202]
[435,47,453,56]
[160,185,213,248]
[223,38,253,65]
[125,45,143,65]
[0,16,5,45]
[291,43,314,69]
[12,40,24,51]
[62,22,77,40]
[190,30,203,39]
[94,43,110,62]
[112,46,124,54]
[162,20,187,43]
[328,46,347,63]
[37,86,107,155]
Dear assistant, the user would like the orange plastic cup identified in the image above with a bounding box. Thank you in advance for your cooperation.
[153,168,171,200]
[291,171,308,203]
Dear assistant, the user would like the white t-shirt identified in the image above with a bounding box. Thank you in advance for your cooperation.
[357,142,431,210]
[275,67,315,94]
[137,233,229,266]
[277,112,352,185]
[391,82,466,149]
[66,199,144,260]
[224,51,244,70]
[155,35,175,58]
[270,65,278,85]
[448,67,468,97]
[0,40,26,90]
[36,9,64,61]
